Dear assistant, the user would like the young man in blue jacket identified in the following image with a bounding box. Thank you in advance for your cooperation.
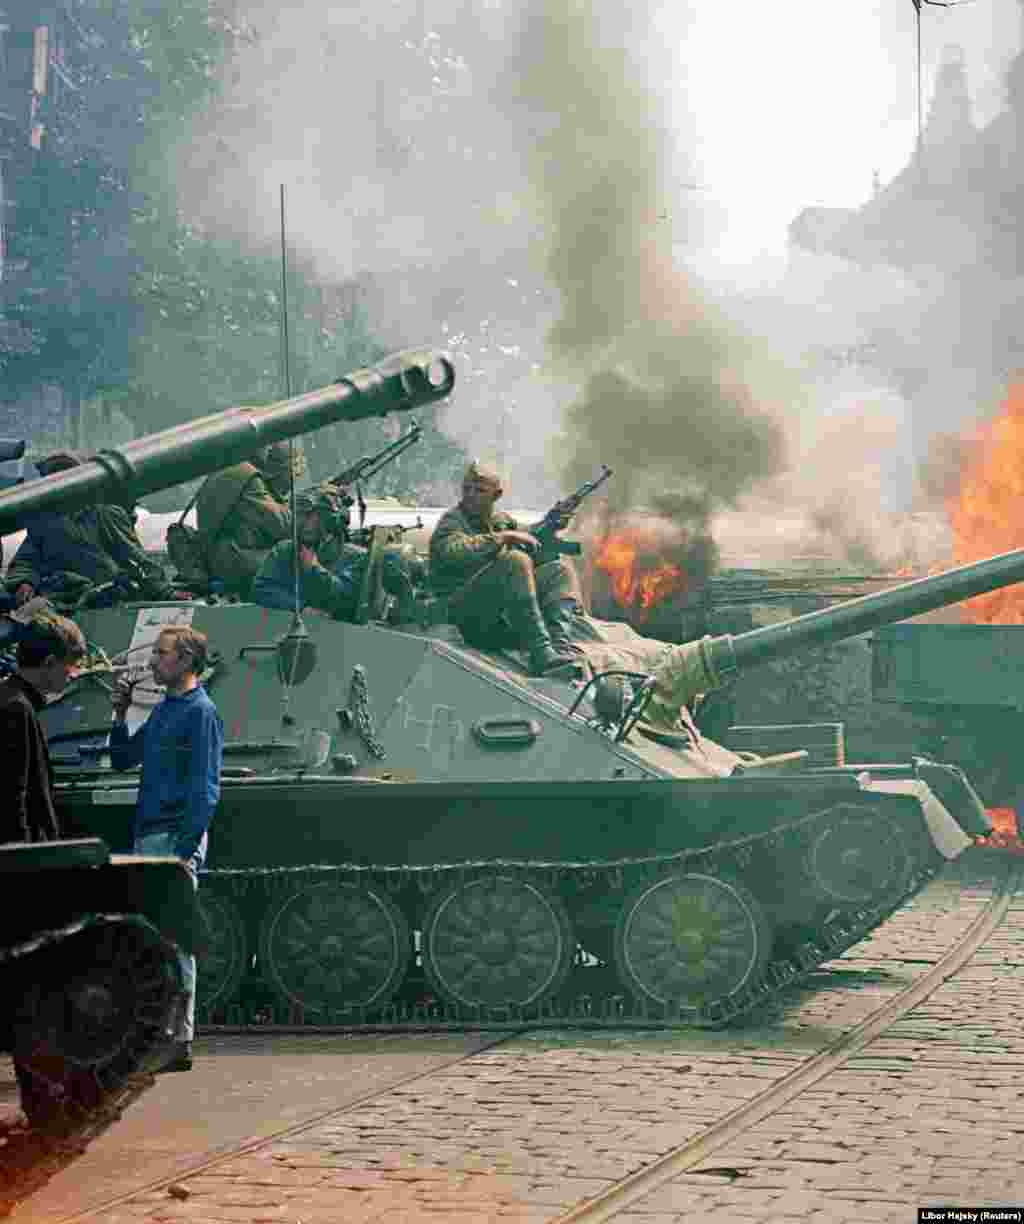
[110,624,223,1072]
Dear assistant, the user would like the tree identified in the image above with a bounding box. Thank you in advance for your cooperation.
[2,0,464,501]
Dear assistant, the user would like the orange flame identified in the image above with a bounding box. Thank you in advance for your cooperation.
[948,383,1024,623]
[978,807,1024,852]
[593,528,687,622]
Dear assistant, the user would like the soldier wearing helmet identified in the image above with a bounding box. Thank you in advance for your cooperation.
[252,484,422,622]
[429,460,581,676]
[5,450,184,607]
[251,484,366,619]
[194,440,305,597]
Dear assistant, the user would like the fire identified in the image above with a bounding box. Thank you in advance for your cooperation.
[948,382,1024,623]
[978,807,1024,852]
[593,527,687,622]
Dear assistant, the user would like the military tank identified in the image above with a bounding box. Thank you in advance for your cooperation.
[0,350,1010,1032]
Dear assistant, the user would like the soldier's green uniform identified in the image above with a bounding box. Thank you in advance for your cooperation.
[429,502,517,597]
[6,451,174,606]
[195,448,295,597]
[429,463,582,673]
[6,503,174,605]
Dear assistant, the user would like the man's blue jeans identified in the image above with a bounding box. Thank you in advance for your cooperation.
[133,830,207,1043]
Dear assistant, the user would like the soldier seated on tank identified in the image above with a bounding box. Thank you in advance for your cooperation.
[194,441,303,599]
[251,485,419,622]
[428,460,582,676]
[4,451,189,609]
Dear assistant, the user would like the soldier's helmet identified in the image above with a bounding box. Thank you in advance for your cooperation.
[295,483,349,537]
[259,440,306,498]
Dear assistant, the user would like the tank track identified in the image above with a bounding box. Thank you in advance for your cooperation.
[199,804,940,1033]
[0,913,183,1216]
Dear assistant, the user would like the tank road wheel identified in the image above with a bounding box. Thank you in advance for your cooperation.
[805,805,912,907]
[421,874,575,1011]
[195,887,248,1014]
[613,871,772,1012]
[13,917,183,1134]
[258,881,411,1015]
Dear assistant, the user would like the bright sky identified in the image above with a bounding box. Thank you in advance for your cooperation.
[678,0,1020,268]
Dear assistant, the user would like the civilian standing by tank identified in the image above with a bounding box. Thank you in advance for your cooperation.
[109,625,223,1072]
[0,611,86,843]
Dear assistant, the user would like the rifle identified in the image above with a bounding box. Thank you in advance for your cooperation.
[529,464,613,560]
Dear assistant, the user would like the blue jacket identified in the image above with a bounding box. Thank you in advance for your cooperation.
[252,539,366,618]
[109,685,223,860]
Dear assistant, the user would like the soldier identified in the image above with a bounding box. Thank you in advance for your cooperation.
[194,441,304,597]
[5,451,184,608]
[252,485,366,619]
[252,485,419,622]
[429,460,581,675]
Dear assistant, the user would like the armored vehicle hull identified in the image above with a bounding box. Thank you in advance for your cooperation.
[46,599,984,1030]
[872,622,1024,814]
[0,838,198,1211]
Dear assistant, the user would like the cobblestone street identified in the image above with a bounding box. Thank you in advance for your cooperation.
[9,856,1024,1223]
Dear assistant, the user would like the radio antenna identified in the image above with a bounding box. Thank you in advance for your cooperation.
[279,184,301,622]
[274,183,315,713]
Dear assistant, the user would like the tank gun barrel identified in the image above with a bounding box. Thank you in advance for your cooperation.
[0,349,454,538]
[649,548,1024,721]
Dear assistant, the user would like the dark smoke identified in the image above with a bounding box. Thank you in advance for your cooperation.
[498,0,788,559]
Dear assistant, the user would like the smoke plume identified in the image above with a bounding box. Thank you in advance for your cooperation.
[493,0,788,559]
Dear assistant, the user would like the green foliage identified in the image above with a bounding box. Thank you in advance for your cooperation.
[1,1,381,430]
[0,0,232,392]
[1,0,465,502]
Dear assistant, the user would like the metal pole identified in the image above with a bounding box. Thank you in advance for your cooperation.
[278,184,302,624]
[916,3,923,174]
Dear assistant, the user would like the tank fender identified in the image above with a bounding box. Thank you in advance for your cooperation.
[912,759,991,836]
[859,777,971,860]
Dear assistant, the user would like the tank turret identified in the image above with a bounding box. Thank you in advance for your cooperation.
[648,548,1024,719]
[0,349,454,537]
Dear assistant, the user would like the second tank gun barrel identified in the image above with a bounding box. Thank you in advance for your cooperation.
[728,548,1024,668]
[0,349,454,538]
[649,546,1024,719]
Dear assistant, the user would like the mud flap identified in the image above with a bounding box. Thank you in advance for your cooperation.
[866,780,971,860]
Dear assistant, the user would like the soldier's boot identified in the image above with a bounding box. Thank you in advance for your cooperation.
[508,595,578,676]
[541,595,585,658]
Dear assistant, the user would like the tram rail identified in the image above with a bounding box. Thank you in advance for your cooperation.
[557,855,1024,1222]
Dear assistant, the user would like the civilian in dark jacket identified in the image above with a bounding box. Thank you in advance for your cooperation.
[0,610,86,843]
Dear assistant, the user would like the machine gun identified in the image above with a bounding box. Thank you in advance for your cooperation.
[328,422,422,492]
[326,422,423,527]
[529,464,613,561]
